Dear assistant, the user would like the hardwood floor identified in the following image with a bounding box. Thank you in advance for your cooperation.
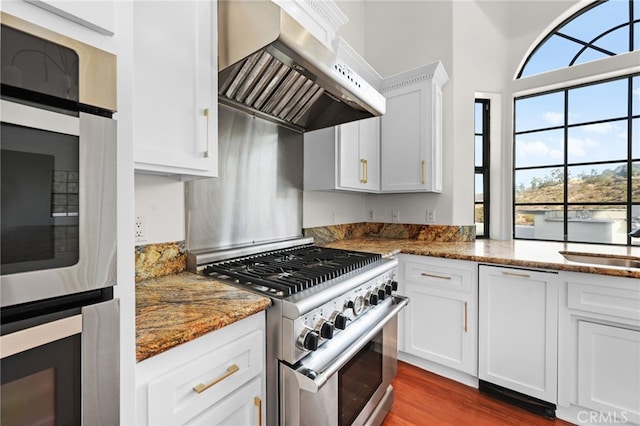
[383,362,573,426]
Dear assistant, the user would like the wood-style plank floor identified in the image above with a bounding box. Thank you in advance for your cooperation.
[383,362,573,426]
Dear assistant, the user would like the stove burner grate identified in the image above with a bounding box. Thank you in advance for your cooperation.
[203,245,381,296]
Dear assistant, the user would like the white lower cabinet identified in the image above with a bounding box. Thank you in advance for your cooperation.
[399,255,477,378]
[577,322,640,423]
[137,313,265,426]
[558,271,640,425]
[478,265,558,405]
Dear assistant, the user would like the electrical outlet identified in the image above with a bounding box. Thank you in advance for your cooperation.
[135,216,147,243]
[391,210,400,223]
[426,209,436,223]
[368,209,375,220]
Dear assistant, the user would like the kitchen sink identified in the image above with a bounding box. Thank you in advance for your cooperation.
[559,251,640,269]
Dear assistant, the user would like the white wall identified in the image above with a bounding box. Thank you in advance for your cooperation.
[134,174,185,244]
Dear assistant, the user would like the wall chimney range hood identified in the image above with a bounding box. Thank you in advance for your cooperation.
[218,0,385,133]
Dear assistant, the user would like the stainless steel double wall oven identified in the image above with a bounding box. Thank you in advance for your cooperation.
[1,13,118,425]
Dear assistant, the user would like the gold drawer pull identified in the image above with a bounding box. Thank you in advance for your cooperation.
[255,396,263,426]
[193,364,239,394]
[421,272,452,280]
[502,271,530,279]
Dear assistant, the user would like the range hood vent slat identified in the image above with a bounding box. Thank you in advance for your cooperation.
[234,51,273,103]
[278,79,314,120]
[261,69,300,115]
[252,62,289,111]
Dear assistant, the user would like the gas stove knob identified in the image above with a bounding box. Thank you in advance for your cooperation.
[297,327,319,351]
[366,292,379,306]
[333,313,348,330]
[384,284,393,295]
[390,280,398,291]
[346,296,365,315]
[317,319,334,339]
[377,288,386,301]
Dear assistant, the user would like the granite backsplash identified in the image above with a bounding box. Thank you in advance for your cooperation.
[304,222,476,245]
[135,241,187,283]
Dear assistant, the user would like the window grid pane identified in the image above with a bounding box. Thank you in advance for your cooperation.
[514,74,638,245]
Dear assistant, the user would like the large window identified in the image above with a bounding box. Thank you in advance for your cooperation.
[514,75,639,245]
[514,0,640,246]
[475,99,490,238]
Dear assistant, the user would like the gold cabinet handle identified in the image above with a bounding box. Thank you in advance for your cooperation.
[420,272,452,280]
[254,397,263,426]
[193,364,239,393]
[502,271,530,279]
[363,159,368,184]
[463,301,468,332]
[360,159,366,183]
[421,160,425,185]
[203,107,211,158]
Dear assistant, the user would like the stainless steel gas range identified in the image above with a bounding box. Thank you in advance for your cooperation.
[188,239,408,426]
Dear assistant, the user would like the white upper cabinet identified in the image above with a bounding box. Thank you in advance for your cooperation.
[25,0,115,35]
[380,62,448,193]
[132,1,217,180]
[304,117,380,193]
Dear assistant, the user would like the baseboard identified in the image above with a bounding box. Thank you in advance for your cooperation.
[398,351,479,388]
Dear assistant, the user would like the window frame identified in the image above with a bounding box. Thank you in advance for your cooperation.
[475,98,490,239]
[512,73,639,246]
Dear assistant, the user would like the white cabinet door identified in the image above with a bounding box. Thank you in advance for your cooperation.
[133,1,217,180]
[380,62,447,193]
[577,321,640,424]
[479,265,558,404]
[304,117,380,192]
[338,118,380,192]
[337,120,362,189]
[401,256,477,375]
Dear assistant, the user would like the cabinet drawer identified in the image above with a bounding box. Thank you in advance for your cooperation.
[148,329,263,425]
[188,377,263,426]
[404,260,473,293]
[568,282,640,322]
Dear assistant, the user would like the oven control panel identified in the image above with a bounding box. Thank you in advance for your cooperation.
[283,268,399,361]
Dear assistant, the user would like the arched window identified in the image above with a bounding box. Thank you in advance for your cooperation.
[519,0,639,78]
[513,0,640,246]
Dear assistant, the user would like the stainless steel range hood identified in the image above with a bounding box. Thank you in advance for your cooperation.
[218,0,385,133]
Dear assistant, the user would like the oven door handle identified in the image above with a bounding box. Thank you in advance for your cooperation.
[0,314,82,359]
[288,295,409,393]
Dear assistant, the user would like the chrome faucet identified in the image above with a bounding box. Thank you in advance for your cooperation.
[630,228,640,238]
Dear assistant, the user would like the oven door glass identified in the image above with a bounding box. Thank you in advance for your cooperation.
[1,121,79,275]
[1,322,81,425]
[338,330,383,426]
